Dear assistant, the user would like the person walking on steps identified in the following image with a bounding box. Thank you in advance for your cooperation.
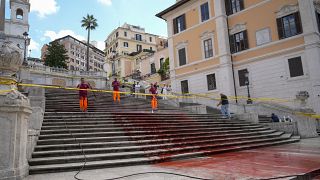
[161,84,168,100]
[135,82,141,98]
[149,83,158,113]
[132,82,135,97]
[217,93,231,118]
[112,78,121,103]
[77,78,92,112]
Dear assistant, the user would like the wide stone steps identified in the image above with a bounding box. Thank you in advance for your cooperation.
[32,132,284,158]
[29,88,300,174]
[38,125,265,140]
[34,130,278,152]
[39,123,256,134]
[36,127,272,146]
[30,135,292,166]
[41,119,239,126]
[29,137,299,174]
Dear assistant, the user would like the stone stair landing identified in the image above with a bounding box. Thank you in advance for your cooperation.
[28,89,300,174]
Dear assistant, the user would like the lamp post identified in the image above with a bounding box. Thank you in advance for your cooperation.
[23,32,29,66]
[245,71,253,104]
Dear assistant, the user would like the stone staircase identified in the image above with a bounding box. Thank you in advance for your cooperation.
[29,89,300,174]
[258,115,272,123]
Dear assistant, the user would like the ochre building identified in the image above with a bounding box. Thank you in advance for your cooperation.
[157,0,320,113]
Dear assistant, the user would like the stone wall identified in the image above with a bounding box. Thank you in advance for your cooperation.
[264,122,299,135]
[24,87,45,160]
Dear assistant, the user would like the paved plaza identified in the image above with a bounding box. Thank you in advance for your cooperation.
[27,137,320,180]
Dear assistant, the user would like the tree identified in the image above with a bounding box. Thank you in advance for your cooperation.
[81,14,98,71]
[44,41,68,69]
[157,57,170,80]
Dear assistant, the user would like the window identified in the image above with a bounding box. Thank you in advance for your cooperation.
[137,44,142,52]
[316,11,320,32]
[277,12,302,39]
[229,30,249,53]
[203,39,214,58]
[173,14,186,34]
[225,0,244,16]
[149,37,153,42]
[207,74,217,91]
[178,48,187,66]
[181,80,189,94]
[76,60,80,64]
[124,31,127,37]
[116,32,119,37]
[151,63,156,74]
[288,57,304,77]
[160,58,164,69]
[150,47,153,51]
[201,2,210,22]
[136,34,142,41]
[16,9,23,19]
[123,42,129,47]
[116,42,118,48]
[238,69,249,87]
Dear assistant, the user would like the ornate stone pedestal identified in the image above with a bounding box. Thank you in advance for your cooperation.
[0,40,32,180]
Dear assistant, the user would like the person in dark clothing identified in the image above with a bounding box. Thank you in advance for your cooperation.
[112,78,121,103]
[271,113,280,122]
[149,83,158,113]
[132,82,135,96]
[77,78,92,112]
[217,93,231,118]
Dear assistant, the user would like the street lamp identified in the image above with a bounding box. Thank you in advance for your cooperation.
[23,32,29,66]
[245,71,253,104]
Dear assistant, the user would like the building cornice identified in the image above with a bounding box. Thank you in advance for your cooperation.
[156,0,191,19]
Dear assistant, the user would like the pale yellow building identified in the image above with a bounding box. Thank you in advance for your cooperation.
[157,0,320,113]
[105,23,168,78]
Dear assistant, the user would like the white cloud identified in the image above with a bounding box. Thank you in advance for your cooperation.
[97,0,112,6]
[97,41,105,51]
[29,39,40,51]
[44,30,86,41]
[30,0,60,18]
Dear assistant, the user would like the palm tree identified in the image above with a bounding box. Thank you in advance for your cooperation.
[81,14,98,71]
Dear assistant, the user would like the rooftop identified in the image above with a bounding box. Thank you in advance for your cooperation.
[156,0,191,19]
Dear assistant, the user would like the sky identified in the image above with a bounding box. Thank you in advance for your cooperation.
[5,0,175,58]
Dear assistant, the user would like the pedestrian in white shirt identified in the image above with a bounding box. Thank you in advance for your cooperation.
[161,84,168,100]
[135,82,141,98]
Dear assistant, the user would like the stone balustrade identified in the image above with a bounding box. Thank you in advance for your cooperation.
[20,65,108,89]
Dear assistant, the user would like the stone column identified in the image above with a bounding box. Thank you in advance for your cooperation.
[0,40,32,180]
[214,0,236,97]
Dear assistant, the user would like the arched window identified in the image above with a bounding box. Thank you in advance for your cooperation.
[16,9,23,20]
